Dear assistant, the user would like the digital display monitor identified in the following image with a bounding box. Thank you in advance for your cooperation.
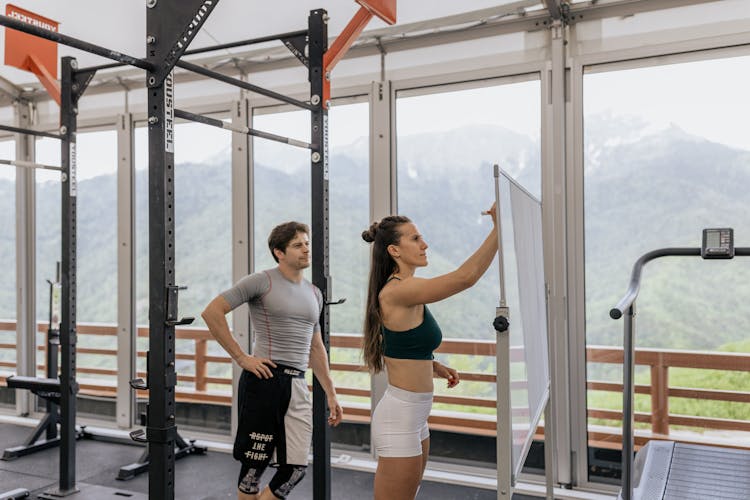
[702,228,734,259]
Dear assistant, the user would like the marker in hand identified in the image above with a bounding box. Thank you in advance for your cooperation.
[482,202,497,218]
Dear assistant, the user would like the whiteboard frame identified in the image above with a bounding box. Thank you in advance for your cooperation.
[493,165,553,499]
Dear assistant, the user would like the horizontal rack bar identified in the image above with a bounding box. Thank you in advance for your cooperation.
[77,29,308,73]
[174,109,312,149]
[176,60,314,111]
[0,158,63,172]
[183,29,309,56]
[0,123,61,139]
[0,14,152,71]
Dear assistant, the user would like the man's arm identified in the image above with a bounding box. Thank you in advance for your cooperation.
[201,295,276,378]
[309,330,343,426]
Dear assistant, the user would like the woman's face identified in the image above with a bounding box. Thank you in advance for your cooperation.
[390,222,429,268]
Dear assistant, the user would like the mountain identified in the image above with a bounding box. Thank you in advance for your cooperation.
[0,116,749,354]
[584,120,750,349]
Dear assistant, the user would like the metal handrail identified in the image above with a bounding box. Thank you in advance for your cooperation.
[609,248,699,319]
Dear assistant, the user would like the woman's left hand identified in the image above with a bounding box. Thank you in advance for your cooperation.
[433,361,460,388]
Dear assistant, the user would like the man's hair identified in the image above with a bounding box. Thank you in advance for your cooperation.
[268,221,310,263]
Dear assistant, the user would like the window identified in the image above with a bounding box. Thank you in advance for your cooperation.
[76,131,118,324]
[0,140,15,379]
[35,137,60,380]
[583,54,750,480]
[135,118,233,432]
[329,101,370,410]
[396,77,542,466]
[251,109,311,271]
[75,130,118,419]
[251,102,316,500]
[35,131,119,418]
[252,99,371,429]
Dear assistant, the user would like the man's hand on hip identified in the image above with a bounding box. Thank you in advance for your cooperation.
[238,353,277,379]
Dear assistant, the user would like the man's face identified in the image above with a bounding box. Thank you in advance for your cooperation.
[278,231,311,270]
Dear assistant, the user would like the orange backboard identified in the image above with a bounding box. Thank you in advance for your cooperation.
[4,3,59,77]
[356,0,396,25]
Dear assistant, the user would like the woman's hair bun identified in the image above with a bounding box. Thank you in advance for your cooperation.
[362,221,379,243]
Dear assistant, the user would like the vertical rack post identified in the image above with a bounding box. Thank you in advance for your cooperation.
[55,55,79,497]
[45,262,61,441]
[143,1,217,496]
[309,8,331,500]
[145,51,178,500]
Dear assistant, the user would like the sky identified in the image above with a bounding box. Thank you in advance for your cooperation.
[584,54,750,152]
[1,52,749,182]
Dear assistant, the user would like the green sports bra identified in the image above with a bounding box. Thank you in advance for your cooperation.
[382,298,443,360]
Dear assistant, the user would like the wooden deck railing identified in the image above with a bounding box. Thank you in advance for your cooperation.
[0,320,748,449]
[585,345,750,449]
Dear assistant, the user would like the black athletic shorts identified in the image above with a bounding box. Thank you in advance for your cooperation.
[233,364,312,468]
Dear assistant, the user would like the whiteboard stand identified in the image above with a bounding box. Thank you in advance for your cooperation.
[493,164,554,500]
[496,305,512,499]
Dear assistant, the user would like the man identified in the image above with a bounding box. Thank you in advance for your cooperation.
[202,221,343,500]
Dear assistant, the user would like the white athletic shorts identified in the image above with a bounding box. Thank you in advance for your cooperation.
[371,385,433,458]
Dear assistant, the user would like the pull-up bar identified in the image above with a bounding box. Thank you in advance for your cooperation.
[182,29,309,57]
[0,123,61,139]
[0,14,153,71]
[174,108,312,149]
[0,158,62,172]
[78,29,309,73]
[175,60,315,111]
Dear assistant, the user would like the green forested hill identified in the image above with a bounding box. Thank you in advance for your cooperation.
[1,118,749,354]
[583,120,750,350]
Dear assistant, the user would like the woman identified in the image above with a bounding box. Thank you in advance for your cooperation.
[361,203,498,500]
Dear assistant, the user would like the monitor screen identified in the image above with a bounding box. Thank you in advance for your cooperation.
[706,230,721,248]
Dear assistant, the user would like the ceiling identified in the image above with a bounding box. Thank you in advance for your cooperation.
[0,0,734,104]
[0,0,543,85]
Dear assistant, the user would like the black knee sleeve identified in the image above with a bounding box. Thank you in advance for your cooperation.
[268,465,306,499]
[238,462,267,495]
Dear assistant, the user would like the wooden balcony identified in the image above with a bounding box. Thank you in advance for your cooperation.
[0,320,748,450]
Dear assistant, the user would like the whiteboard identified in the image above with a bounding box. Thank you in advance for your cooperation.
[495,168,550,483]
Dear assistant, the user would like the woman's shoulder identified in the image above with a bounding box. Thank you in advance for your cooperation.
[380,274,430,298]
[380,284,424,316]
[378,275,406,303]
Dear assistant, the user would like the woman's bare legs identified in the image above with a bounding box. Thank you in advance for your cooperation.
[374,455,423,500]
[374,438,430,500]
[419,438,430,481]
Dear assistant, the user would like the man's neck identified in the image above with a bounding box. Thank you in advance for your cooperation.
[277,264,303,283]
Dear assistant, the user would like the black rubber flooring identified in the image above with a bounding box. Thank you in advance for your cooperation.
[0,422,541,499]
